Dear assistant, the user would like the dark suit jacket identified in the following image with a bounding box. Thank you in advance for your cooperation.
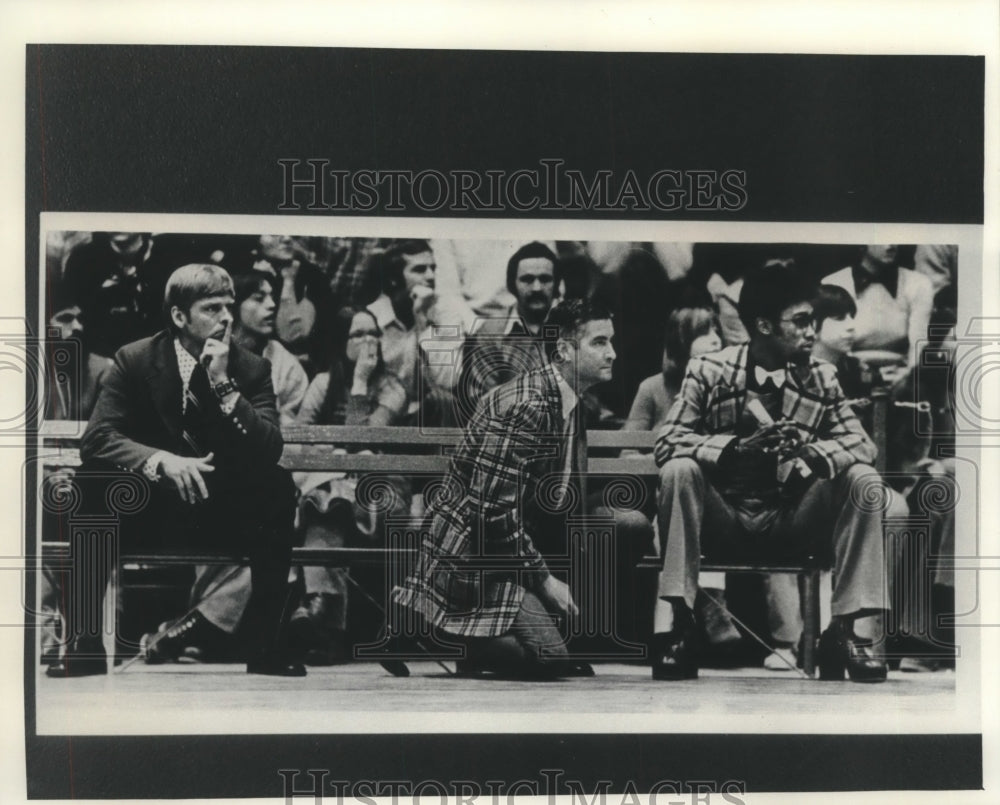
[393,362,581,637]
[81,330,283,478]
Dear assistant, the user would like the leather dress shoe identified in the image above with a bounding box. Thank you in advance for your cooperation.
[40,612,62,665]
[246,651,307,677]
[142,611,225,665]
[45,639,107,678]
[45,655,108,678]
[291,594,353,666]
[651,608,698,680]
[559,660,595,677]
[817,624,887,683]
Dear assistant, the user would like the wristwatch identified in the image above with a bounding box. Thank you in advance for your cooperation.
[212,378,240,398]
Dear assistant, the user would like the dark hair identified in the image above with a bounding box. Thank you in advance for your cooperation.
[381,239,433,295]
[506,241,560,294]
[543,297,613,361]
[663,307,721,381]
[47,279,79,320]
[737,259,816,337]
[163,264,234,329]
[321,306,387,422]
[559,252,601,301]
[811,284,857,328]
[231,270,275,315]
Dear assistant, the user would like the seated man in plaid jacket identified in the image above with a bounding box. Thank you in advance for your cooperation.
[653,260,888,683]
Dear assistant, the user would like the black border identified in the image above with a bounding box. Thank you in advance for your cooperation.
[25,734,984,799]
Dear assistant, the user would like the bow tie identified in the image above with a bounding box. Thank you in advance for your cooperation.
[754,366,786,389]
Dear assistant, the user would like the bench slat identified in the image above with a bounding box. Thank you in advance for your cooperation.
[41,542,824,573]
[41,422,658,451]
[280,425,464,445]
[590,457,657,475]
[281,453,451,472]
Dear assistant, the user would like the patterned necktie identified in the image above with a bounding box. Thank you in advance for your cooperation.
[181,363,212,457]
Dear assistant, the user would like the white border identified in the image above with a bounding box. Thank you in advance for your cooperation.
[2,1,998,803]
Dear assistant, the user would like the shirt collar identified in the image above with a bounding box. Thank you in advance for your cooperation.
[851,261,899,298]
[504,315,546,338]
[552,363,579,423]
[173,338,199,384]
[753,366,786,388]
[368,294,405,331]
[745,348,789,392]
[173,338,200,413]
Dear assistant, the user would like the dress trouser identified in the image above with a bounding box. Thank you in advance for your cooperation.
[466,505,654,668]
[65,462,297,658]
[192,475,413,635]
[190,564,251,634]
[656,458,887,619]
[462,590,569,669]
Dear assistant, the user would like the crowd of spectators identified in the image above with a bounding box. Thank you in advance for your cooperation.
[41,231,958,673]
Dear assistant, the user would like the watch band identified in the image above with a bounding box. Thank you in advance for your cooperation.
[212,378,239,398]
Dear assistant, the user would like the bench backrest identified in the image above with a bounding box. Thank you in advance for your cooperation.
[39,422,660,476]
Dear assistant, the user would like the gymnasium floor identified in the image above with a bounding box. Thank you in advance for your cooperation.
[36,660,960,736]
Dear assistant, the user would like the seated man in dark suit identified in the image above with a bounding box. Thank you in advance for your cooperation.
[47,263,304,678]
[652,261,888,683]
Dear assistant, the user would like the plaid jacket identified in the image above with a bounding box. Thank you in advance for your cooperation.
[654,344,876,479]
[392,363,575,637]
[458,318,548,419]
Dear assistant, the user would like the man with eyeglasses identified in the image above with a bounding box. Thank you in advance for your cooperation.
[652,260,888,683]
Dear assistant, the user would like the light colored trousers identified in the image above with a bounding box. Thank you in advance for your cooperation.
[656,458,887,620]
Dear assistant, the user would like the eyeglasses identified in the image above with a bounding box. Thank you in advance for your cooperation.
[779,313,816,331]
[349,330,381,340]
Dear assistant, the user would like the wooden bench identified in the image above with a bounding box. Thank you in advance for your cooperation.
[38,421,829,676]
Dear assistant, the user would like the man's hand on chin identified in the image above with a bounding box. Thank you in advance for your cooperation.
[200,319,232,385]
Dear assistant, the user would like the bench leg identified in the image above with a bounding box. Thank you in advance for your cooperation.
[800,570,821,677]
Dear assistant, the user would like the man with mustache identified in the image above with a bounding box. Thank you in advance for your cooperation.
[47,264,305,678]
[652,260,888,683]
[458,241,561,417]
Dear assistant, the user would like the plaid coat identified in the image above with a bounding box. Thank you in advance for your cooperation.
[654,344,876,478]
[392,363,576,637]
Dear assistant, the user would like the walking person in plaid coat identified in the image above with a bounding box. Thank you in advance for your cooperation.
[392,299,652,679]
[652,260,889,682]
